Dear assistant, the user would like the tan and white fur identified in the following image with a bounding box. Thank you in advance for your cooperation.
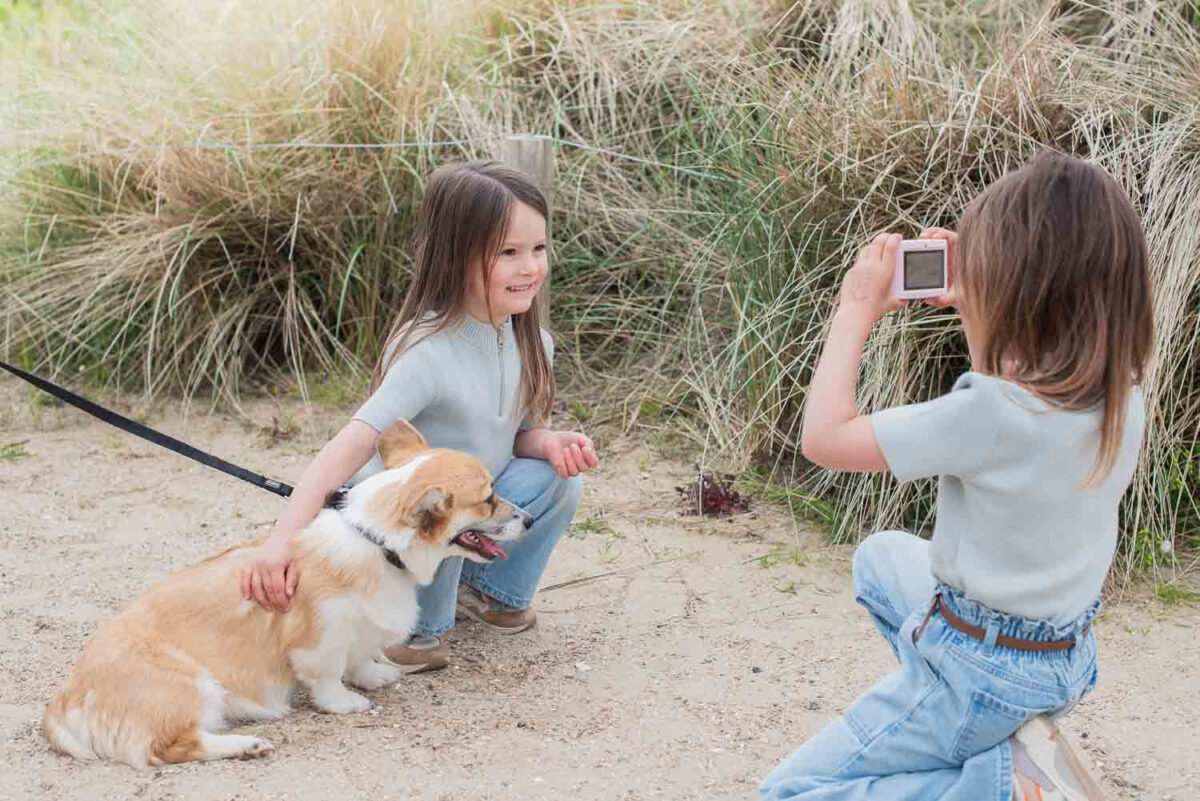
[42,421,529,768]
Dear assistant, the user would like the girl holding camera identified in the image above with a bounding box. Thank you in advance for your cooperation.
[760,153,1152,801]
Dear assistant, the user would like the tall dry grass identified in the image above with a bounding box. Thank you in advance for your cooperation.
[0,0,517,401]
[2,0,1197,577]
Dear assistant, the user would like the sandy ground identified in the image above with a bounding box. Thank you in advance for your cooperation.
[0,381,1197,801]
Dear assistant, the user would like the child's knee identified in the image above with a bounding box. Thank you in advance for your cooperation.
[852,530,913,594]
[530,463,583,511]
[852,530,906,576]
[498,458,560,503]
[559,474,583,513]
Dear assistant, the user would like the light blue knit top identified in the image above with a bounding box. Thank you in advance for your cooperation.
[351,314,553,484]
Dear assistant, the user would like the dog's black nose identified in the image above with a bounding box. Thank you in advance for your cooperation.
[520,511,534,530]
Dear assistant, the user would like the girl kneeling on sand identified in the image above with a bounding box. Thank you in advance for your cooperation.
[761,153,1151,801]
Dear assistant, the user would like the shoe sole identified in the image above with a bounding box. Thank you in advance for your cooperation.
[381,651,449,674]
[1014,716,1107,801]
[393,658,448,674]
[455,601,537,634]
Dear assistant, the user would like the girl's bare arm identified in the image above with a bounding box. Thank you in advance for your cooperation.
[801,233,903,473]
[242,420,381,610]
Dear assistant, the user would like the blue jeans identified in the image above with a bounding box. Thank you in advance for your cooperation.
[413,457,583,637]
[759,530,1100,801]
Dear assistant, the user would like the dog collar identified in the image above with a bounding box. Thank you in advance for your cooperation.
[324,489,407,573]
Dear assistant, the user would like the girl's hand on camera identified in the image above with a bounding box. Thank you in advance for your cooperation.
[919,227,959,308]
[839,232,907,323]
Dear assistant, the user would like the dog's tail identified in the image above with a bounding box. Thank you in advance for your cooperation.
[42,692,101,763]
[43,687,162,768]
[43,659,216,768]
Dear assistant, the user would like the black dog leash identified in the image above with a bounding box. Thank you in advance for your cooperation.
[1,360,294,499]
[0,362,417,572]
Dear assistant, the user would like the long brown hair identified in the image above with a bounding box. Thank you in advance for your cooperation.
[957,152,1154,484]
[372,161,555,423]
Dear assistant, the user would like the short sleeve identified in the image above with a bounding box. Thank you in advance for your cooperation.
[519,327,555,431]
[870,373,1001,482]
[353,343,439,433]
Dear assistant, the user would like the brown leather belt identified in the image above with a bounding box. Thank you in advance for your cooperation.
[914,594,1085,652]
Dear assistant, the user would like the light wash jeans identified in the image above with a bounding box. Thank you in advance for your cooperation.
[413,457,583,637]
[759,530,1100,801]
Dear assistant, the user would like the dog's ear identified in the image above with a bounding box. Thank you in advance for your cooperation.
[366,482,451,541]
[378,420,429,469]
[410,486,452,542]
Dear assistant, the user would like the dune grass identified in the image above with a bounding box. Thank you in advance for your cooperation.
[2,0,1198,581]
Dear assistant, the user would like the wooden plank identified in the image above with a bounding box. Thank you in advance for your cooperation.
[499,134,555,321]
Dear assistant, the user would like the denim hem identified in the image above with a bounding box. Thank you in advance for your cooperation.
[462,577,532,610]
[411,622,453,638]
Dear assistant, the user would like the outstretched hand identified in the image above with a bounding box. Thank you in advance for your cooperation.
[542,431,599,478]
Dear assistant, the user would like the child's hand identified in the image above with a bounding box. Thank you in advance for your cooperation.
[839,233,907,322]
[920,227,959,308]
[241,533,299,612]
[542,431,599,478]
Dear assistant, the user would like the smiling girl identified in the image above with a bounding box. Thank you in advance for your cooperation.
[242,162,597,671]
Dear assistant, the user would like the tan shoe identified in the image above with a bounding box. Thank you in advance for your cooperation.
[456,585,537,634]
[1011,716,1107,801]
[381,635,448,674]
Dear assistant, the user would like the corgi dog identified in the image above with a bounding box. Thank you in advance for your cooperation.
[42,421,529,767]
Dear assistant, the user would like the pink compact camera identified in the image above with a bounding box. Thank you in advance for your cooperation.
[891,239,948,300]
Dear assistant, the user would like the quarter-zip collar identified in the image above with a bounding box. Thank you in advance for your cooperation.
[456,313,512,354]
[452,313,515,418]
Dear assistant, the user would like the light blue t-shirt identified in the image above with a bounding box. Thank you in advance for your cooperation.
[871,372,1144,626]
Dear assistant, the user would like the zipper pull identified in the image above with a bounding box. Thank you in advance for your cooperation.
[497,325,505,417]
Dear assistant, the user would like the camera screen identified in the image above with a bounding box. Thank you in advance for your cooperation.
[903,250,945,290]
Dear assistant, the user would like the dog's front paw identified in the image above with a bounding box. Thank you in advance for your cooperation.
[240,738,276,760]
[311,685,372,714]
[347,660,402,691]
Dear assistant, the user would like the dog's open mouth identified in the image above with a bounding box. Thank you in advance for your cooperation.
[451,530,508,560]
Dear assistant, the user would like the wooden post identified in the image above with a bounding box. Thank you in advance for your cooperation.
[499,134,555,322]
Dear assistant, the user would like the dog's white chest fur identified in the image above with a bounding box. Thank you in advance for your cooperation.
[337,553,420,651]
[300,510,421,652]
[284,517,419,716]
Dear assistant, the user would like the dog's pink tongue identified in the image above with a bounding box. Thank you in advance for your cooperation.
[478,535,508,560]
